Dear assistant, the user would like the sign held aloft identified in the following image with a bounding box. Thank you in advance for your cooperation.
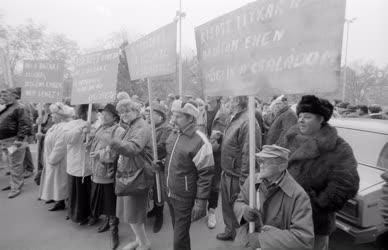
[195,0,346,97]
[126,22,177,80]
[21,60,64,103]
[71,48,119,105]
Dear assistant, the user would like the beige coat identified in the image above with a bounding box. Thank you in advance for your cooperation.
[39,122,70,201]
[234,171,314,250]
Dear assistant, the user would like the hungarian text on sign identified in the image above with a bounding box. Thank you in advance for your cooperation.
[195,0,346,97]
[21,60,64,103]
[71,48,119,104]
[126,22,177,80]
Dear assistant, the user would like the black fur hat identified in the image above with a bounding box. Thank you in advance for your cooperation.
[296,95,334,122]
[103,103,119,121]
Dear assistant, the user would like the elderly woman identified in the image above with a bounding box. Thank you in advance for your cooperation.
[100,99,153,250]
[39,102,73,211]
[279,95,360,250]
[63,104,99,225]
[89,103,124,249]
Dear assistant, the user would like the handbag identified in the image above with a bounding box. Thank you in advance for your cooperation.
[115,167,148,196]
[114,128,153,196]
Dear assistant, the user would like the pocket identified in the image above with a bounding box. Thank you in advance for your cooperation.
[184,176,189,192]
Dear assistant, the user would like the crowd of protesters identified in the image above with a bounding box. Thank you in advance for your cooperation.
[2,86,388,250]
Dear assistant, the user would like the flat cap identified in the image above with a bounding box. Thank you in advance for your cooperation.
[256,145,290,161]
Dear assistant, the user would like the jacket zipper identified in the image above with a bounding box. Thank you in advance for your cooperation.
[184,176,188,191]
[166,134,180,197]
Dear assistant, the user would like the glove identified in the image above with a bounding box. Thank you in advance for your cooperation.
[191,199,207,222]
[247,233,261,249]
[243,207,261,222]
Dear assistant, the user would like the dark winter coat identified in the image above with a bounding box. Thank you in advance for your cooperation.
[155,122,172,161]
[111,117,154,189]
[221,110,262,184]
[90,123,125,184]
[207,108,228,171]
[265,106,297,145]
[165,122,214,201]
[279,124,359,235]
[0,101,32,141]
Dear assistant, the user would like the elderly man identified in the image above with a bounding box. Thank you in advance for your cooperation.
[0,88,32,198]
[234,145,314,250]
[165,100,214,250]
[217,96,262,241]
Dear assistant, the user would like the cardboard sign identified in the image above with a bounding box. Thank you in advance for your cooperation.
[71,48,119,105]
[195,0,346,97]
[21,60,64,103]
[126,22,177,80]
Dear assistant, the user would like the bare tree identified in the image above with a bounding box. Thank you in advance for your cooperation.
[345,61,388,105]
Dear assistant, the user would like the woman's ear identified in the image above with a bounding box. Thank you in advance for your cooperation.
[319,115,325,126]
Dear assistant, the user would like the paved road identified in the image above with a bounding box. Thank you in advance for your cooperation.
[0,145,379,250]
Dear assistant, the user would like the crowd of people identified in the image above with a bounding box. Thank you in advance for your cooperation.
[1,86,387,250]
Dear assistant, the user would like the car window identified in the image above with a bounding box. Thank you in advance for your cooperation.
[378,143,388,170]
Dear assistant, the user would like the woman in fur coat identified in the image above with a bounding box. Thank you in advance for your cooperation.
[279,95,359,250]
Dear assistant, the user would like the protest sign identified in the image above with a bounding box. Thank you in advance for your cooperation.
[71,48,119,105]
[126,22,177,80]
[21,60,64,103]
[195,0,346,97]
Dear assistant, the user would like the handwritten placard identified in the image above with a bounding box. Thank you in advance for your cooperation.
[71,48,119,104]
[195,0,346,97]
[21,60,64,103]
[126,22,177,80]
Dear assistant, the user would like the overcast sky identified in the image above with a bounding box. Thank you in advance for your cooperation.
[2,0,388,66]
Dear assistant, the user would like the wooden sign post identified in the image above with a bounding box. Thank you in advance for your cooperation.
[147,78,162,202]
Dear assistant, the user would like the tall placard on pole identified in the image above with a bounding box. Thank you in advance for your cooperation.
[195,0,346,97]
[21,59,65,170]
[21,60,65,103]
[126,22,177,203]
[71,48,120,105]
[195,0,347,233]
[126,22,177,80]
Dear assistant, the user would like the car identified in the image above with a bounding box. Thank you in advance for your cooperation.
[330,118,388,244]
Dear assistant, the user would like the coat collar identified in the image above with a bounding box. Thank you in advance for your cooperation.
[179,122,197,137]
[274,105,290,119]
[255,171,295,197]
[230,109,247,122]
[284,124,338,161]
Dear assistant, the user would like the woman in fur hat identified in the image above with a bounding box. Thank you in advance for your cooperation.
[279,95,359,250]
